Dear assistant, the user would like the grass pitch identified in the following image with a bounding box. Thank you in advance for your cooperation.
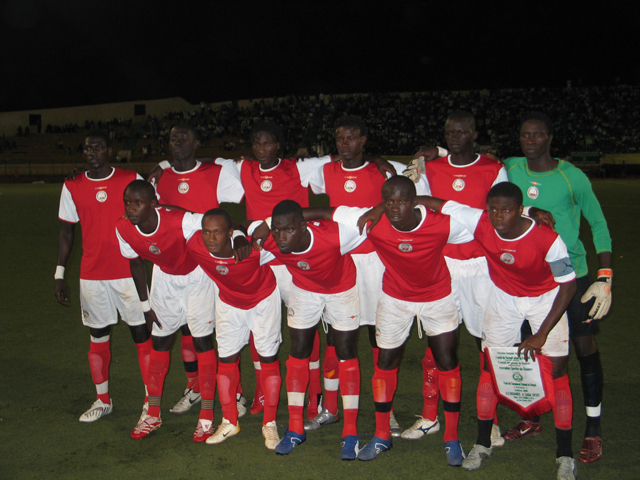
[0,179,638,479]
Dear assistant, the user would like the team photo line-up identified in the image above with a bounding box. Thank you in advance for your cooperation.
[54,110,612,480]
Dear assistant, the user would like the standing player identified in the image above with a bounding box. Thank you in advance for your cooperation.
[186,209,283,450]
[154,124,245,416]
[502,113,612,464]
[411,183,578,479]
[335,176,473,465]
[402,111,507,446]
[115,180,217,442]
[248,200,364,460]
[306,115,423,435]
[55,131,151,423]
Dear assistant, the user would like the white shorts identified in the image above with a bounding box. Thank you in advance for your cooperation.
[375,291,460,349]
[482,284,569,357]
[270,264,292,306]
[353,252,385,327]
[445,256,493,338]
[149,265,215,338]
[215,287,282,358]
[287,283,360,332]
[79,278,145,329]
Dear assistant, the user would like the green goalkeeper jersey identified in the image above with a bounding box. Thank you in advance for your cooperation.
[504,157,612,278]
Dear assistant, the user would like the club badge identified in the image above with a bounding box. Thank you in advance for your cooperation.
[500,252,515,264]
[178,182,190,194]
[344,180,357,193]
[398,243,413,252]
[452,178,465,191]
[96,190,108,202]
[216,265,229,275]
[297,261,310,270]
[261,180,273,192]
[527,186,539,200]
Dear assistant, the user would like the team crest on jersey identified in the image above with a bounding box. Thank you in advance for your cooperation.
[527,186,539,200]
[500,252,515,264]
[398,243,413,252]
[178,182,190,194]
[297,261,310,271]
[261,180,273,192]
[216,265,229,275]
[452,178,465,191]
[149,245,161,255]
[95,190,108,202]
[344,180,357,193]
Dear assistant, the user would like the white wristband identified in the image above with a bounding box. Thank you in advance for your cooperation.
[159,160,171,170]
[232,230,246,240]
[54,265,65,280]
[141,300,151,312]
[522,206,532,216]
[437,146,448,158]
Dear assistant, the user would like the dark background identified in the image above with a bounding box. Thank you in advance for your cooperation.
[1,1,638,112]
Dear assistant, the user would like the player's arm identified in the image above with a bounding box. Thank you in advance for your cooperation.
[580,252,612,321]
[518,280,576,361]
[366,155,396,179]
[403,146,449,182]
[302,207,336,221]
[128,256,161,331]
[54,222,75,306]
[246,220,270,251]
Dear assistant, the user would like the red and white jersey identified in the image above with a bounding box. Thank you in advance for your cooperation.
[424,154,508,260]
[59,168,141,280]
[441,201,576,297]
[333,205,473,302]
[231,157,330,221]
[258,220,363,295]
[187,234,277,309]
[116,207,200,276]
[310,160,428,254]
[156,161,243,214]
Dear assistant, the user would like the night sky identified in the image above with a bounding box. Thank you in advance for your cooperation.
[1,1,638,112]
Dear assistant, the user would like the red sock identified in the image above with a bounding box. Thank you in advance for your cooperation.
[88,339,111,404]
[249,334,263,411]
[181,334,200,393]
[307,330,322,419]
[477,368,498,420]
[372,365,397,440]
[147,350,170,417]
[135,338,152,403]
[339,358,360,437]
[197,350,217,421]
[439,365,461,443]
[217,361,240,425]
[323,345,340,415]
[478,350,499,425]
[553,375,573,430]
[421,347,439,420]
[286,356,309,435]
[261,360,281,424]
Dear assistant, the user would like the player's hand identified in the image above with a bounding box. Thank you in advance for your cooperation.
[414,146,441,161]
[581,271,612,321]
[517,333,546,362]
[237,155,253,163]
[144,309,162,330]
[65,168,85,181]
[54,279,70,306]
[146,165,164,186]
[357,203,385,235]
[403,156,425,183]
[251,222,270,251]
[529,207,556,232]
[370,156,396,179]
[233,235,252,263]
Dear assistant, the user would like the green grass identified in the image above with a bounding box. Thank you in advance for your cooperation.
[0,179,638,479]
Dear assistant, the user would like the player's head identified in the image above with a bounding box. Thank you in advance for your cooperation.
[271,200,307,254]
[519,112,553,160]
[444,110,477,155]
[335,115,367,162]
[83,130,112,171]
[170,123,200,162]
[486,182,524,238]
[123,180,157,226]
[381,176,417,230]
[251,122,283,164]
[201,208,233,255]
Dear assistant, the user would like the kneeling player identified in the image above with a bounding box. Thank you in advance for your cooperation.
[186,209,283,449]
[417,182,578,479]
[116,180,217,442]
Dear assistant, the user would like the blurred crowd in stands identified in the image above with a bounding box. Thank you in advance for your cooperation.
[14,85,640,159]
